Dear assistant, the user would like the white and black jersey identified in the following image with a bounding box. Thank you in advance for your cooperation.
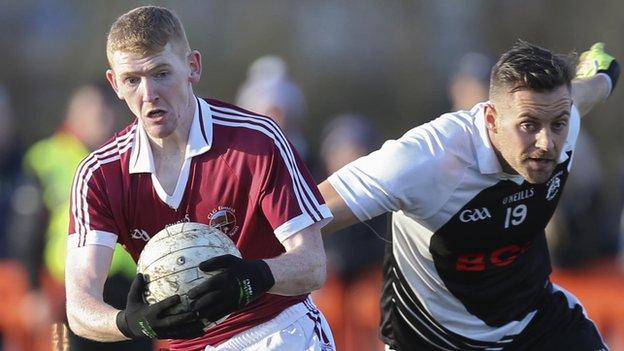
[328,103,595,350]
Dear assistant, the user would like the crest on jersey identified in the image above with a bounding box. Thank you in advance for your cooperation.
[545,171,563,201]
[208,206,239,237]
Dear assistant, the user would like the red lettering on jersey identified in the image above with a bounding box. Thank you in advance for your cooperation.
[491,244,521,267]
[454,240,533,272]
[456,253,485,271]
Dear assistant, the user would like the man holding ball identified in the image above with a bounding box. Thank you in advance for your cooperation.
[65,6,335,351]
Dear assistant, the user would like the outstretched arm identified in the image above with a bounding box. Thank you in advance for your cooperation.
[573,42,620,117]
[318,180,361,234]
[572,75,612,116]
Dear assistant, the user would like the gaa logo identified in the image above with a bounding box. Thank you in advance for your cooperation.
[208,206,239,237]
[459,208,492,223]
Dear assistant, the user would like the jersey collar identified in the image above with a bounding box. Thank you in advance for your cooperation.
[129,96,214,174]
[472,103,525,184]
[473,102,504,175]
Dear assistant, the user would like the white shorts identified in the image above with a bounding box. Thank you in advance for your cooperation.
[205,298,335,351]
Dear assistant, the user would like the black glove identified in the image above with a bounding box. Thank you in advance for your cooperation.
[116,273,205,339]
[187,255,275,323]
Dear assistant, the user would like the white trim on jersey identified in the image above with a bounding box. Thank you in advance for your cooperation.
[129,97,212,174]
[128,121,155,174]
[209,104,332,239]
[67,230,118,250]
[393,305,457,351]
[564,105,581,171]
[210,106,324,220]
[71,126,135,247]
[187,98,213,158]
[127,97,209,209]
[551,283,584,313]
[150,157,192,210]
[470,104,504,176]
[273,209,332,243]
[209,115,323,221]
[77,143,133,244]
[128,97,211,174]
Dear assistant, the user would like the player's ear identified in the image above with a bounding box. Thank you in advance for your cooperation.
[188,50,202,84]
[106,69,124,100]
[484,103,498,133]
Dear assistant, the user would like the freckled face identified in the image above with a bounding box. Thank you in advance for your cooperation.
[106,43,201,140]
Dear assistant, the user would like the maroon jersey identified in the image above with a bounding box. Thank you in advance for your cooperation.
[68,97,332,349]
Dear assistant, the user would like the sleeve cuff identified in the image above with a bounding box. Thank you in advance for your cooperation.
[274,205,333,242]
[597,72,613,98]
[67,230,118,249]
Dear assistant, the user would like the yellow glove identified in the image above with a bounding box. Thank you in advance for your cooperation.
[576,42,620,95]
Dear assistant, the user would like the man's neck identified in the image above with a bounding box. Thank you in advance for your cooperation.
[486,128,517,175]
[147,97,196,196]
[149,96,196,160]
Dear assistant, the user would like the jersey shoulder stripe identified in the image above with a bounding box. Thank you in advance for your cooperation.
[71,124,137,246]
[210,106,322,222]
[207,100,324,223]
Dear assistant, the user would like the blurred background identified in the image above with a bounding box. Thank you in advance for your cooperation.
[1,0,624,350]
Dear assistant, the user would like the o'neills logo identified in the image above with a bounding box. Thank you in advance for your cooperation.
[208,206,239,237]
[502,188,535,205]
[166,214,191,228]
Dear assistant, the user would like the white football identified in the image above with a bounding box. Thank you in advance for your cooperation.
[137,222,241,328]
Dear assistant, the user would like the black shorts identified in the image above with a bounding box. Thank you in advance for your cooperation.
[384,284,607,351]
[508,286,607,351]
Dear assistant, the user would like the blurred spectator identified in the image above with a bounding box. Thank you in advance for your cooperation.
[0,84,45,350]
[0,84,33,260]
[312,114,387,351]
[621,202,624,261]
[318,114,386,279]
[447,52,492,111]
[235,55,312,165]
[545,62,623,350]
[18,83,150,351]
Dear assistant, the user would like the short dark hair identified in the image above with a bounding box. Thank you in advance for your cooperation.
[490,40,575,97]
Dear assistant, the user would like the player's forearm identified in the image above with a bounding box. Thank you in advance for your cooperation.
[65,246,128,342]
[318,180,360,234]
[571,74,611,117]
[265,252,326,296]
[265,224,326,296]
[66,291,127,342]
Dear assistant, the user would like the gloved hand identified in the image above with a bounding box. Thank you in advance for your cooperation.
[116,273,205,339]
[187,255,275,323]
[576,42,620,95]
